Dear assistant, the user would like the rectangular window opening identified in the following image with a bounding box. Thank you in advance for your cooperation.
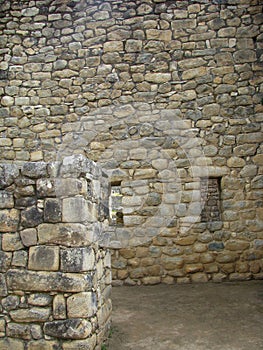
[109,181,123,226]
[200,177,221,222]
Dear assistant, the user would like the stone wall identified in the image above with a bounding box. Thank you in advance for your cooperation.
[0,0,263,285]
[0,155,111,350]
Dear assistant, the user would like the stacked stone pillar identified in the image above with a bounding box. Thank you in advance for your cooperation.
[0,155,111,350]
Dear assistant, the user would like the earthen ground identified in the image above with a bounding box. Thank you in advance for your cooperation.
[107,281,263,350]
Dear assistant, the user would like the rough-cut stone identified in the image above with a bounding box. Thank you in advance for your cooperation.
[10,307,50,322]
[44,199,62,223]
[60,247,95,272]
[21,206,43,228]
[7,269,92,292]
[44,319,92,340]
[67,292,97,318]
[0,209,19,232]
[28,246,60,271]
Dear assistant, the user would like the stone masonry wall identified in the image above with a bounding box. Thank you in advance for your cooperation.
[0,155,111,350]
[0,0,263,286]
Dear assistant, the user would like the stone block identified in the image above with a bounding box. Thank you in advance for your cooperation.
[191,272,208,283]
[67,292,97,318]
[7,322,31,340]
[60,247,95,272]
[2,232,24,251]
[20,228,38,247]
[12,250,28,267]
[21,206,43,228]
[145,72,171,83]
[225,241,250,251]
[0,339,24,350]
[125,39,142,52]
[142,276,161,285]
[0,251,12,271]
[44,319,92,340]
[53,294,66,320]
[10,307,50,323]
[184,264,203,273]
[44,198,62,223]
[7,269,92,292]
[0,209,19,232]
[38,223,95,247]
[62,197,97,223]
[0,191,14,208]
[22,162,47,178]
[28,246,60,271]
[28,293,52,306]
[0,273,7,296]
[62,336,97,350]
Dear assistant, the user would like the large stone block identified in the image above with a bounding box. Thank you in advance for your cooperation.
[67,292,97,318]
[38,223,95,247]
[10,307,50,322]
[2,232,24,251]
[62,197,97,223]
[7,322,31,339]
[7,269,92,292]
[28,246,60,271]
[21,206,43,228]
[20,228,38,247]
[0,191,14,208]
[44,319,92,340]
[44,198,62,223]
[60,247,95,272]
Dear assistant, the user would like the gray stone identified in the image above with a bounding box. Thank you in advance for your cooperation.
[208,242,224,251]
[0,209,19,232]
[67,292,97,318]
[44,198,62,223]
[44,319,92,340]
[7,269,92,292]
[28,246,60,271]
[21,206,43,228]
[60,247,95,272]
[10,307,50,323]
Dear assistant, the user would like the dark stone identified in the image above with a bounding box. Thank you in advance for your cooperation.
[208,242,224,251]
[0,273,7,296]
[0,69,8,79]
[22,162,47,179]
[44,319,92,339]
[44,198,62,223]
[21,206,43,228]
[0,164,19,189]
[0,251,12,272]
[15,197,37,208]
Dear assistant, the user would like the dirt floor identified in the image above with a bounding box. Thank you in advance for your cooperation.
[106,281,263,350]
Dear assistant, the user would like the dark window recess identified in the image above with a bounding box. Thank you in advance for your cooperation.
[200,178,221,222]
[110,182,123,226]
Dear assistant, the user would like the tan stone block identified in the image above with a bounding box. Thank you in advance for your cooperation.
[2,232,24,251]
[229,272,252,281]
[145,73,171,84]
[225,241,250,251]
[117,269,129,280]
[53,294,66,320]
[120,248,135,259]
[175,235,196,245]
[0,339,24,350]
[221,263,235,274]
[161,256,184,270]
[67,292,97,318]
[147,265,161,276]
[182,67,207,80]
[28,340,60,350]
[191,272,208,283]
[0,209,20,232]
[185,264,203,274]
[10,307,50,322]
[141,257,155,267]
[204,263,219,273]
[142,276,161,285]
[227,157,246,167]
[62,336,97,350]
[216,253,238,263]
[20,228,38,247]
[28,246,59,271]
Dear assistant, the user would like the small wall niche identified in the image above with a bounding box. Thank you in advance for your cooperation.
[109,181,123,226]
[200,177,221,222]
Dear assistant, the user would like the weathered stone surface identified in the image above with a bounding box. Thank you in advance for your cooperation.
[28,246,60,271]
[0,191,14,209]
[60,247,95,272]
[38,223,95,247]
[7,269,92,292]
[62,197,96,223]
[44,199,62,223]
[20,228,38,247]
[10,307,50,322]
[2,232,24,251]
[0,209,19,232]
[44,319,92,339]
[53,294,66,320]
[0,338,24,350]
[21,206,43,228]
[67,292,97,318]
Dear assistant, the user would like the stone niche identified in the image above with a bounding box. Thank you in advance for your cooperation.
[0,155,111,350]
